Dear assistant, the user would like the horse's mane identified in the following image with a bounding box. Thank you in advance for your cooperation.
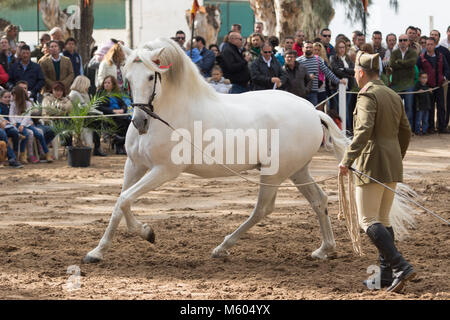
[125,37,218,102]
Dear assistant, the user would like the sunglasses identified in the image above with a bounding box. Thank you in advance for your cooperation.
[399,39,408,42]
[322,34,331,38]
[177,37,185,40]
[263,51,272,54]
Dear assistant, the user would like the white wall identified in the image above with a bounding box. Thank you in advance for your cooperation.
[131,0,203,48]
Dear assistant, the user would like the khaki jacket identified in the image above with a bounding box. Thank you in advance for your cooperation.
[342,80,411,186]
[39,55,74,95]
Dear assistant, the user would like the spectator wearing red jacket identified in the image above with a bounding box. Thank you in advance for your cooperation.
[0,64,8,85]
[293,30,305,58]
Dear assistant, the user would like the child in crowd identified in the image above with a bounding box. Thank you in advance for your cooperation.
[413,72,432,135]
[207,65,232,94]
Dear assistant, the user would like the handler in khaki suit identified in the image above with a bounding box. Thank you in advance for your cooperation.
[39,40,74,95]
[339,51,415,293]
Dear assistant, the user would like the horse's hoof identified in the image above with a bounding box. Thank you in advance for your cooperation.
[143,224,155,243]
[83,254,102,264]
[311,248,336,260]
[211,247,229,259]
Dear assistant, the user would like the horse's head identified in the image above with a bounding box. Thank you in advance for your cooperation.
[121,43,171,135]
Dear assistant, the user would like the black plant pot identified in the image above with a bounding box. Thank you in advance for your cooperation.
[67,146,92,167]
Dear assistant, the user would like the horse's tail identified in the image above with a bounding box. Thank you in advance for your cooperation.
[317,110,350,162]
[317,110,419,241]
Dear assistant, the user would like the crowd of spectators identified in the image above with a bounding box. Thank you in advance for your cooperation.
[0,26,132,168]
[176,23,450,137]
[1,22,449,169]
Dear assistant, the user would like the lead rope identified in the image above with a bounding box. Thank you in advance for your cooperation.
[338,171,364,256]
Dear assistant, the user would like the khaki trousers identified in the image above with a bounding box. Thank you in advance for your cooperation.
[355,182,397,232]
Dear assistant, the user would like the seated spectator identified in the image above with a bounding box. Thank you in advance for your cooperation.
[0,63,8,86]
[37,42,51,64]
[207,65,232,93]
[250,42,287,91]
[69,75,106,156]
[4,25,18,55]
[9,86,53,163]
[96,75,131,155]
[7,44,45,102]
[186,47,203,64]
[42,82,73,115]
[282,50,312,99]
[0,90,22,167]
[39,40,74,95]
[209,44,220,57]
[97,43,126,91]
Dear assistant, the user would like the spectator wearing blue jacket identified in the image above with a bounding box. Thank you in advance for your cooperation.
[63,37,83,77]
[194,36,216,78]
[7,44,45,102]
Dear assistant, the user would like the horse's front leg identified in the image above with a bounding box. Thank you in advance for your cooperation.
[84,164,179,263]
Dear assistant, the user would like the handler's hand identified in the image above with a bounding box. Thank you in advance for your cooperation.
[338,163,348,176]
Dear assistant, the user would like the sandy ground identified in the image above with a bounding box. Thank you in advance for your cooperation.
[0,134,449,300]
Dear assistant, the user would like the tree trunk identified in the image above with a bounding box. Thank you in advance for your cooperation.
[72,0,95,65]
[249,0,335,40]
[40,0,70,37]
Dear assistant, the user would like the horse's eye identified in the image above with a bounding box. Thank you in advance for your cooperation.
[149,75,154,81]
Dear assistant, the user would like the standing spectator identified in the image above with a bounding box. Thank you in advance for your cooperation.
[439,26,449,49]
[254,22,264,36]
[372,31,386,60]
[275,37,294,66]
[384,33,397,63]
[250,42,287,91]
[175,31,186,51]
[49,27,65,52]
[0,37,16,73]
[219,32,251,94]
[193,36,215,78]
[39,40,74,95]
[413,72,432,135]
[209,44,219,57]
[247,33,264,63]
[207,65,232,94]
[330,39,355,114]
[430,29,450,129]
[14,41,26,60]
[390,34,418,130]
[282,50,312,99]
[406,26,422,55]
[231,24,242,34]
[417,37,450,134]
[96,44,126,91]
[349,31,366,62]
[419,36,428,50]
[293,30,305,58]
[7,45,45,102]
[4,25,18,55]
[320,28,336,59]
[297,41,344,106]
[31,33,50,62]
[63,37,83,77]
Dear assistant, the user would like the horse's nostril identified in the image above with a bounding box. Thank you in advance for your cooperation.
[144,119,148,126]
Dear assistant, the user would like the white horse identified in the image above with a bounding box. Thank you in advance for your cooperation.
[83,38,413,264]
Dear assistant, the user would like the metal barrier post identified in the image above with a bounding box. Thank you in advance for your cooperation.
[339,83,347,133]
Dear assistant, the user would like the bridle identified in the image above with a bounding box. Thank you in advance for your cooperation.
[131,71,172,129]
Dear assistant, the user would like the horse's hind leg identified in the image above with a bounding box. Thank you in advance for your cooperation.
[290,165,336,260]
[84,159,148,263]
[212,183,279,258]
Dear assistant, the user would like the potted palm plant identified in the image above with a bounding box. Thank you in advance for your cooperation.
[38,95,117,167]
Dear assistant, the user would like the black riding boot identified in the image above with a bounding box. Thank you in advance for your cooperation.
[366,223,416,293]
[93,132,107,157]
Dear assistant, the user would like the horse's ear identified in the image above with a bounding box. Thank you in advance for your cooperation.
[119,43,133,58]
